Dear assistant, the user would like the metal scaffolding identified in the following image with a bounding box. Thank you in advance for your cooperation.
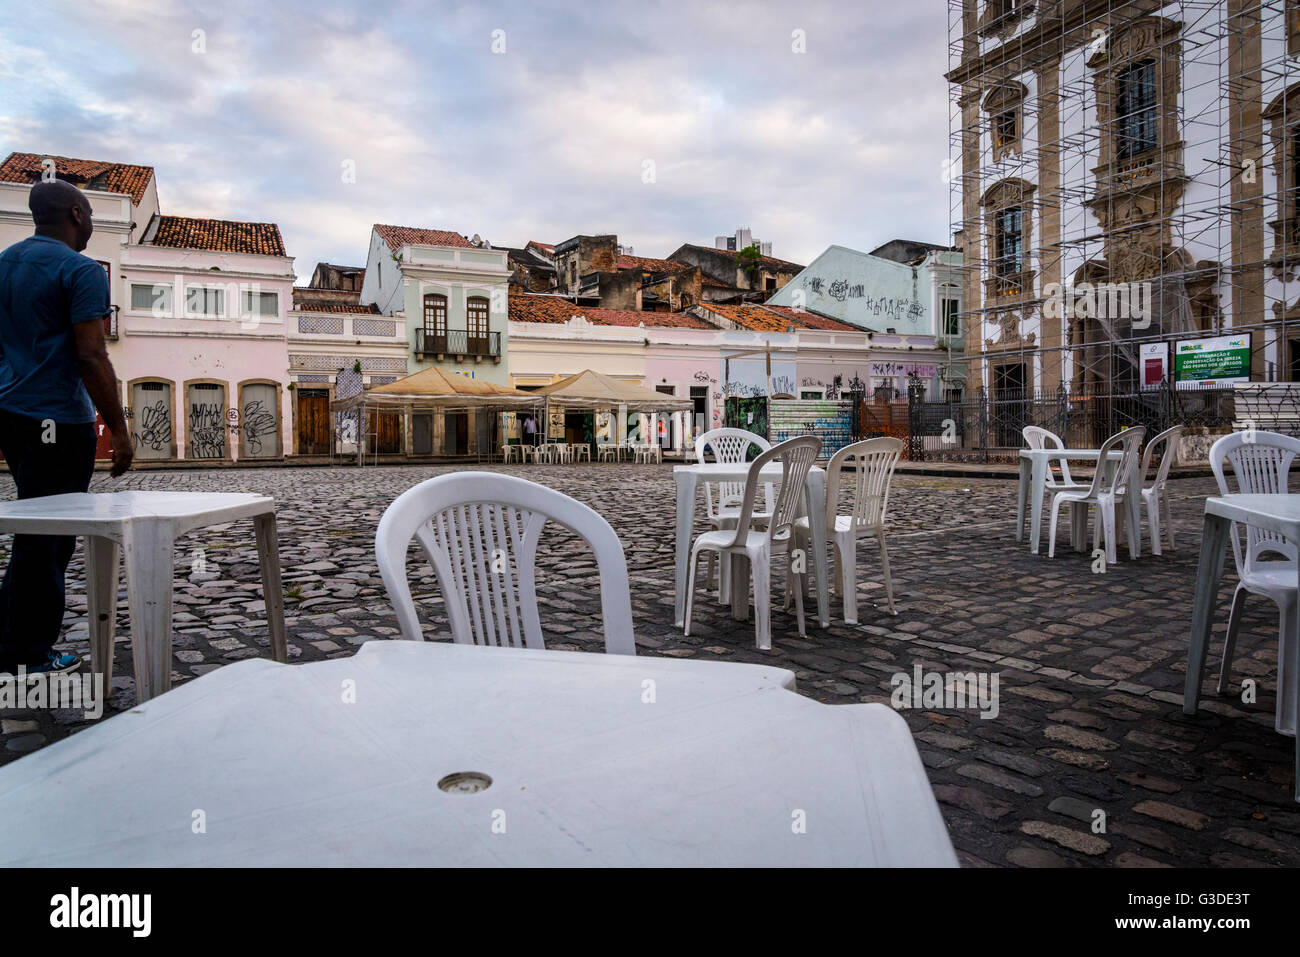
[947,0,1298,398]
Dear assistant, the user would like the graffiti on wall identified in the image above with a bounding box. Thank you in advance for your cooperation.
[241,400,278,455]
[135,401,171,453]
[801,276,924,323]
[189,402,226,458]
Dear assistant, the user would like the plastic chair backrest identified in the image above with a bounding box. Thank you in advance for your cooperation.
[1140,425,1184,491]
[724,435,822,548]
[1083,426,1146,499]
[376,472,635,654]
[1209,430,1300,576]
[825,437,903,532]
[1022,425,1074,487]
[695,428,773,518]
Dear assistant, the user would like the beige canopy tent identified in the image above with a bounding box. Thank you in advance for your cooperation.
[535,369,695,449]
[534,369,694,412]
[329,367,541,463]
[330,367,538,411]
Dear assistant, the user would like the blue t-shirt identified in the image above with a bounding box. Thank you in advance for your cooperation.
[0,235,107,423]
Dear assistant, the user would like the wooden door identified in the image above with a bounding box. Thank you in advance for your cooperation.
[297,390,330,455]
[366,410,401,454]
[377,412,402,453]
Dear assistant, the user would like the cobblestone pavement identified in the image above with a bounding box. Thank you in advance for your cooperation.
[2,462,1299,868]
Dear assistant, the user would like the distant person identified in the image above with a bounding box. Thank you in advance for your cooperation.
[523,413,539,447]
[0,179,133,680]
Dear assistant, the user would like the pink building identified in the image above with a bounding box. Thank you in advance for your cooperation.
[118,216,295,462]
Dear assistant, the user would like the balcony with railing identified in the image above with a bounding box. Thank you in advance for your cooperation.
[415,328,501,362]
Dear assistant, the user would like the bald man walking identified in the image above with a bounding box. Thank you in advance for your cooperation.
[0,178,133,679]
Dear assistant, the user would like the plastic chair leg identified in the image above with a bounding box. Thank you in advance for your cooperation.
[1147,494,1162,557]
[752,551,772,649]
[1048,494,1064,558]
[839,538,858,624]
[1101,500,1118,566]
[730,553,749,621]
[683,545,703,637]
[877,530,896,616]
[1218,584,1250,694]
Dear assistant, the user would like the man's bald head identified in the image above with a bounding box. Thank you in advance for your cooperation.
[29,179,94,251]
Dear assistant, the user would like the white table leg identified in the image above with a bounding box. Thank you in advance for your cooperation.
[673,473,696,628]
[84,535,119,701]
[1029,456,1048,554]
[1016,457,1029,542]
[254,513,289,664]
[806,470,830,627]
[1184,512,1229,719]
[123,518,176,703]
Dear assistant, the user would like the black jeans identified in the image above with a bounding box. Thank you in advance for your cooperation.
[0,408,96,668]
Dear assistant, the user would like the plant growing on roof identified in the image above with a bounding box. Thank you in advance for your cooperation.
[353,360,362,373]
[734,244,763,282]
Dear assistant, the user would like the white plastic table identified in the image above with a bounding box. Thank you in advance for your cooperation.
[675,462,830,628]
[0,640,957,866]
[0,491,287,703]
[1185,493,1300,802]
[1016,448,1135,556]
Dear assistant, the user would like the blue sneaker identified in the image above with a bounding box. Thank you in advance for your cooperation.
[0,651,81,681]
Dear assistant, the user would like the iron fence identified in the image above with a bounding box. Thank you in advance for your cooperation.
[906,379,1236,463]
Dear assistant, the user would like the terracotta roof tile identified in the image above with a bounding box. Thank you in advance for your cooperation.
[150,215,286,255]
[698,303,861,333]
[509,294,710,329]
[616,253,689,274]
[374,223,473,251]
[527,240,555,253]
[0,151,155,204]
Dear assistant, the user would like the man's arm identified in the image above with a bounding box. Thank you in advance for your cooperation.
[72,319,132,477]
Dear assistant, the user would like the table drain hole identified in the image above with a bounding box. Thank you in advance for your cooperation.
[438,771,492,794]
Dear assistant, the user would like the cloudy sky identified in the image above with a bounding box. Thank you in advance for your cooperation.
[0,0,953,280]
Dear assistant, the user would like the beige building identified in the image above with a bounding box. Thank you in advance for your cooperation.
[947,1,1300,401]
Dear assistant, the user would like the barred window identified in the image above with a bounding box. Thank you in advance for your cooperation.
[995,207,1023,276]
[1116,60,1158,159]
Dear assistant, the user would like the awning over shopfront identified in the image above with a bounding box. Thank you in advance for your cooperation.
[329,367,539,411]
[534,369,694,412]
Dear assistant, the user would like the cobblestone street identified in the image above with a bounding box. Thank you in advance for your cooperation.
[2,462,1298,868]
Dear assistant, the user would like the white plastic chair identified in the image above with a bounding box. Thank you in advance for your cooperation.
[573,444,591,463]
[598,444,619,462]
[1023,425,1091,547]
[792,437,902,623]
[376,472,635,655]
[1047,426,1146,563]
[1210,430,1300,735]
[695,428,774,597]
[683,435,822,649]
[1022,426,1087,490]
[1139,425,1183,555]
